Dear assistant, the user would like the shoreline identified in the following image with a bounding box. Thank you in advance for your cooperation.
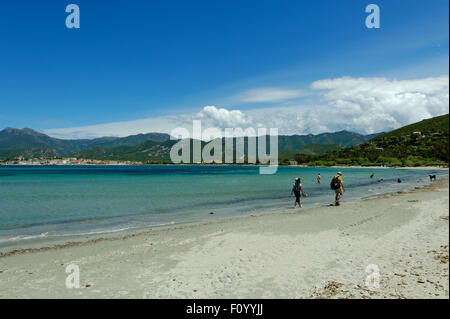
[1,173,447,258]
[0,178,448,298]
[291,165,449,170]
[1,163,448,170]
[1,173,448,258]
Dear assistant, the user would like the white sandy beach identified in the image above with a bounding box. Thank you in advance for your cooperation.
[0,177,448,299]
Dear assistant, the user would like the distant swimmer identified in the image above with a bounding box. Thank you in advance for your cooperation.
[378,178,384,183]
[370,173,374,179]
[330,172,345,206]
[291,177,307,208]
[317,173,321,184]
[397,178,402,183]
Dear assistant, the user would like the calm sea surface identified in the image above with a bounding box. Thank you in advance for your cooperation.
[0,165,446,250]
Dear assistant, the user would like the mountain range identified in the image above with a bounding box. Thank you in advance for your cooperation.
[0,127,379,161]
[1,114,448,166]
[0,128,170,157]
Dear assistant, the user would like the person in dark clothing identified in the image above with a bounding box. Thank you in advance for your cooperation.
[291,177,307,208]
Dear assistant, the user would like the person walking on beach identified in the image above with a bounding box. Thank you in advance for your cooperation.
[291,177,307,208]
[317,173,321,184]
[330,172,345,206]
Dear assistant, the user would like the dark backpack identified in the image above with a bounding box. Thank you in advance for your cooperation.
[330,176,340,190]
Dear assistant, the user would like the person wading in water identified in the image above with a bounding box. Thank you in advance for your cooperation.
[330,172,345,206]
[291,177,307,208]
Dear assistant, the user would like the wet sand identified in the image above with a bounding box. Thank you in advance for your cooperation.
[0,178,448,298]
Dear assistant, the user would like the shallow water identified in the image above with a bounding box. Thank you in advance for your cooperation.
[0,165,446,249]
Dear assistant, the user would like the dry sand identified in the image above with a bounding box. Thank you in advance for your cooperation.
[0,178,448,299]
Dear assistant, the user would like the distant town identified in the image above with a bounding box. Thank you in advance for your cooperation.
[0,157,143,166]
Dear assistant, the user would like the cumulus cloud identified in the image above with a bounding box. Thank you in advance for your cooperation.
[44,106,252,139]
[310,75,449,133]
[237,87,306,103]
[244,106,332,135]
[195,105,251,127]
[44,76,449,139]
[245,75,449,135]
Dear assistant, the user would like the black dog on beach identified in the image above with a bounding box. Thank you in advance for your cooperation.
[429,175,437,181]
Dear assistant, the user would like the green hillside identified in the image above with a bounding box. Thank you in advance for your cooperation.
[279,144,342,164]
[297,143,342,155]
[373,114,449,140]
[294,114,449,167]
[72,140,178,163]
[0,148,59,161]
[277,131,379,150]
[71,135,366,165]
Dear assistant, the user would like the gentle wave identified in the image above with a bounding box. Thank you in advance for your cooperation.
[0,221,178,244]
[51,221,176,237]
[0,232,49,243]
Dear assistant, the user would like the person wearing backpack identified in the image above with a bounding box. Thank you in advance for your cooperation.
[291,177,307,208]
[330,172,345,206]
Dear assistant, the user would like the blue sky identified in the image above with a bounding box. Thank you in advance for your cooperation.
[0,0,448,137]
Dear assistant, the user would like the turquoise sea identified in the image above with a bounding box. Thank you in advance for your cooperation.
[0,165,447,251]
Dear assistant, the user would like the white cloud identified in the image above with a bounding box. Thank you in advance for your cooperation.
[44,116,183,139]
[196,105,250,127]
[45,106,253,139]
[310,75,449,133]
[237,87,306,103]
[44,75,449,139]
